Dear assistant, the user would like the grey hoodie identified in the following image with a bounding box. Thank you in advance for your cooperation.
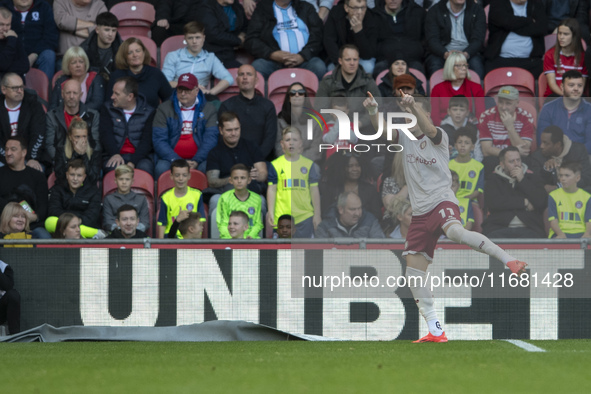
[102,191,151,232]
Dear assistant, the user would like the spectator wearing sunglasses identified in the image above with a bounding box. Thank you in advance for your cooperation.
[275,81,323,162]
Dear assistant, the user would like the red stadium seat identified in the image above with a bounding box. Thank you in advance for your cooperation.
[215,68,265,102]
[110,1,155,38]
[483,67,535,98]
[429,69,481,95]
[156,169,209,237]
[51,70,64,90]
[160,35,186,69]
[268,68,319,113]
[103,169,156,236]
[537,72,548,108]
[48,172,56,190]
[25,68,49,103]
[121,35,158,67]
[409,68,428,92]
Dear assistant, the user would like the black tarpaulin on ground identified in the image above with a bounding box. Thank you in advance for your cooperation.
[0,320,318,343]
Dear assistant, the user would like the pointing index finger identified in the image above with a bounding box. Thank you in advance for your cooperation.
[367,91,374,100]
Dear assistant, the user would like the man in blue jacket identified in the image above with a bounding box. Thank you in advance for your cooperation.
[100,76,155,175]
[538,70,591,154]
[152,73,218,178]
[2,0,58,81]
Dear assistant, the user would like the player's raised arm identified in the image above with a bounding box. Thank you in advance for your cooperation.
[398,90,438,139]
[363,91,385,133]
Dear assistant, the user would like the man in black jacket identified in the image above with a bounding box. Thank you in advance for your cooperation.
[151,0,200,46]
[100,76,154,175]
[0,73,47,171]
[323,0,378,74]
[218,64,277,160]
[46,158,103,237]
[526,125,591,194]
[80,12,122,82]
[373,0,425,76]
[45,79,100,162]
[0,259,20,335]
[483,146,548,238]
[484,0,547,77]
[2,0,59,81]
[106,204,148,239]
[0,6,28,80]
[0,137,50,238]
[198,0,248,69]
[244,0,326,80]
[424,0,486,78]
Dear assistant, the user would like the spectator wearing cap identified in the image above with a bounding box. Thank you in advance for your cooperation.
[152,73,218,178]
[478,85,535,177]
[382,74,416,113]
[424,0,486,79]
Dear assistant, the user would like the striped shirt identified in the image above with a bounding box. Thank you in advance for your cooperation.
[272,2,309,54]
[478,106,534,150]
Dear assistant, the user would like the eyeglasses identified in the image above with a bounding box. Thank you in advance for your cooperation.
[289,89,306,97]
[4,85,24,92]
[454,64,468,69]
[347,5,367,11]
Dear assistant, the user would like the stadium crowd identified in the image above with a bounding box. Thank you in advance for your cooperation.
[1,0,591,243]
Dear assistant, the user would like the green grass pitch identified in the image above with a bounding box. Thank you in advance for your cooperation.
[2,340,591,393]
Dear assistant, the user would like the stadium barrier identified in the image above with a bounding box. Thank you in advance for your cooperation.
[1,239,590,340]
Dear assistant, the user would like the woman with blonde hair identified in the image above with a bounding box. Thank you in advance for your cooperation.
[430,52,485,125]
[106,37,172,108]
[53,117,101,186]
[50,46,105,111]
[0,202,32,247]
[386,197,412,240]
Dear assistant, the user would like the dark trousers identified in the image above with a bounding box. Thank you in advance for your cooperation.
[0,289,21,334]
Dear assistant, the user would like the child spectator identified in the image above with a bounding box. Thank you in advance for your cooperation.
[167,211,203,239]
[161,21,233,100]
[216,164,263,239]
[543,18,587,97]
[80,12,122,82]
[548,162,591,238]
[276,214,295,239]
[157,159,206,238]
[451,170,474,231]
[227,210,249,239]
[448,127,484,201]
[267,127,321,238]
[46,158,105,239]
[440,95,482,161]
[322,95,358,159]
[102,164,150,233]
